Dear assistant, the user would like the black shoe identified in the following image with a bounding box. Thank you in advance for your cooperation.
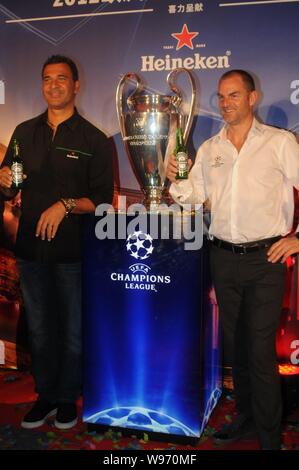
[54,403,78,430]
[213,415,256,444]
[21,400,57,429]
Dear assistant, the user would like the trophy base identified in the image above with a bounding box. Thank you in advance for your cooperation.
[143,186,174,212]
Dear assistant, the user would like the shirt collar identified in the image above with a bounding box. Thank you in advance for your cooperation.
[216,117,264,142]
[39,108,80,131]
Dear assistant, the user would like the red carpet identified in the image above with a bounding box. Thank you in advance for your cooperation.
[0,369,299,454]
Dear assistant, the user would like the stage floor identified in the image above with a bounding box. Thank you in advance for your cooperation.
[0,369,299,452]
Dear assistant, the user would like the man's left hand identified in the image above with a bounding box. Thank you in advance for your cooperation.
[267,236,299,263]
[35,201,65,241]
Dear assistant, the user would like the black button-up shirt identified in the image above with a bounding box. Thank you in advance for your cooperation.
[2,110,114,262]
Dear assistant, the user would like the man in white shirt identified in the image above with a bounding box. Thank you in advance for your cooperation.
[167,70,299,450]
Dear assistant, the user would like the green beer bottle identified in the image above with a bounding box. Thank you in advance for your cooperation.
[175,127,188,180]
[11,138,24,189]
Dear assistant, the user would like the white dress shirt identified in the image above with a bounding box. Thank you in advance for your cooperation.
[170,119,299,243]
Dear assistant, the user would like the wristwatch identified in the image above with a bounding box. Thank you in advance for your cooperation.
[60,198,77,217]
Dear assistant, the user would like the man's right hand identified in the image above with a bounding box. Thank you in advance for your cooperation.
[0,166,13,189]
[166,154,192,183]
[0,165,26,198]
[0,166,18,198]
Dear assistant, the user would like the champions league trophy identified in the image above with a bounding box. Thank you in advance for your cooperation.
[116,68,196,208]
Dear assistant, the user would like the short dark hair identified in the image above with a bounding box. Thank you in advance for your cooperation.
[42,55,79,81]
[220,69,255,92]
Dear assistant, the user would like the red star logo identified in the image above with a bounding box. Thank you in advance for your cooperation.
[171,24,199,51]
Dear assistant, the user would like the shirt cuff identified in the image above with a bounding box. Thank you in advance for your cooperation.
[169,180,195,204]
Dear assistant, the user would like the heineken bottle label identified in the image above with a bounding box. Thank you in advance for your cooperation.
[11,162,23,185]
[176,151,188,178]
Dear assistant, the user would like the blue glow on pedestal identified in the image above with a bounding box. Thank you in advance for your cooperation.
[87,406,197,436]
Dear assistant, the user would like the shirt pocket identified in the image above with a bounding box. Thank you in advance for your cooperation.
[54,147,93,195]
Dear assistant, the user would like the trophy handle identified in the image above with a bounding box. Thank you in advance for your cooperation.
[116,72,143,140]
[167,68,196,143]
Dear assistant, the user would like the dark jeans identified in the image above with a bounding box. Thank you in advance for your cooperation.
[210,244,286,449]
[17,259,82,403]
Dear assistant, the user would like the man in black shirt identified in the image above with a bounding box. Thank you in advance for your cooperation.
[0,55,114,429]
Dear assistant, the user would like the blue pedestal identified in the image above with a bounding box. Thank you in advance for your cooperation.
[82,213,221,440]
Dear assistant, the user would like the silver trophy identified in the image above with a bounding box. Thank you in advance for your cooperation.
[116,68,196,208]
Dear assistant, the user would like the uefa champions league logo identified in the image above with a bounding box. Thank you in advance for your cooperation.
[126,231,154,260]
[110,229,170,292]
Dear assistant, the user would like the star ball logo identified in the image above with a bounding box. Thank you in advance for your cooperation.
[126,231,154,261]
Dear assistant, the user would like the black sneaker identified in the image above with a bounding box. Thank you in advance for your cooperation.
[54,403,78,430]
[21,400,57,429]
[213,415,256,444]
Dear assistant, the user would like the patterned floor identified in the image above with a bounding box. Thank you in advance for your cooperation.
[0,369,299,452]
